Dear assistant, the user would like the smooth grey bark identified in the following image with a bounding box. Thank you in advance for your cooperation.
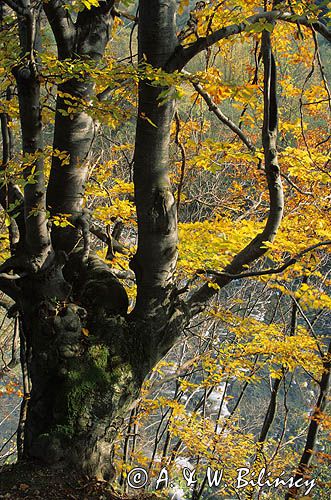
[18,2,181,474]
[45,0,115,252]
[166,10,331,71]
[131,0,178,319]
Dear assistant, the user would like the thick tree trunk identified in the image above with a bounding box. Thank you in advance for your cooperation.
[16,2,145,478]
[19,252,141,479]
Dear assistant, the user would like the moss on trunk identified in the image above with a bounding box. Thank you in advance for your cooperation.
[19,254,140,480]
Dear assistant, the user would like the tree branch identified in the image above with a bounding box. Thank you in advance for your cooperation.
[130,0,179,319]
[280,172,313,196]
[2,0,26,16]
[90,223,129,260]
[14,8,51,262]
[166,10,331,71]
[112,6,137,22]
[183,70,256,152]
[198,240,331,280]
[43,0,75,58]
[286,340,331,499]
[183,71,315,198]
[174,111,186,213]
[0,86,25,253]
[46,1,115,252]
[187,27,283,314]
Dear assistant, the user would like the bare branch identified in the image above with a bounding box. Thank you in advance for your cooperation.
[0,86,25,252]
[182,70,255,152]
[74,209,91,263]
[0,271,27,280]
[184,71,313,199]
[2,0,27,15]
[90,223,129,259]
[280,172,313,196]
[174,111,186,212]
[285,341,331,499]
[112,7,137,22]
[109,268,135,280]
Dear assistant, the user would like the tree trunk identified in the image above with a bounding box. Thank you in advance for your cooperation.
[20,251,142,479]
[21,8,184,463]
[14,11,51,263]
[131,0,178,320]
[45,2,115,252]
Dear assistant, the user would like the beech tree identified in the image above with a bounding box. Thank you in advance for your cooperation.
[0,0,330,487]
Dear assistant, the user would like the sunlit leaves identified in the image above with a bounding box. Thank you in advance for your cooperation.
[63,0,100,13]
[178,218,261,276]
[205,311,323,382]
[93,198,135,224]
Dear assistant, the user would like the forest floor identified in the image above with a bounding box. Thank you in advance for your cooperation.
[0,461,162,499]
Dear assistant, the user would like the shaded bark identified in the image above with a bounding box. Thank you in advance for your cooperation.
[0,87,25,254]
[19,251,139,479]
[14,9,51,263]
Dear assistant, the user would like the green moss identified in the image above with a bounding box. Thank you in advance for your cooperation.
[51,335,136,443]
[88,344,109,369]
[54,344,112,434]
[67,380,94,426]
[53,425,74,440]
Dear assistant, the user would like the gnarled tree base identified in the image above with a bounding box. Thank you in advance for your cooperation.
[18,252,141,480]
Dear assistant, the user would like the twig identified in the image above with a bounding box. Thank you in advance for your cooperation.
[280,172,313,196]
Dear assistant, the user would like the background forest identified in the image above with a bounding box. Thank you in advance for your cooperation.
[0,1,330,499]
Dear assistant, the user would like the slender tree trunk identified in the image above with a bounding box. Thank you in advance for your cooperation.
[285,341,331,499]
[0,86,25,254]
